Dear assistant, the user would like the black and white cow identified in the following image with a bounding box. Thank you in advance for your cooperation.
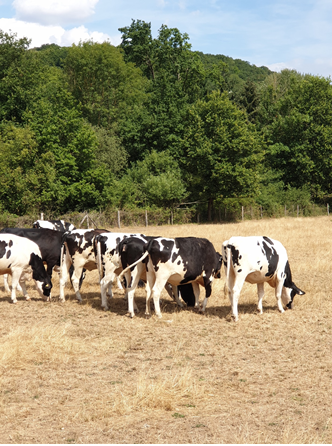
[95,233,197,316]
[222,236,305,321]
[94,232,143,311]
[121,237,222,318]
[59,228,110,302]
[33,219,76,232]
[0,234,52,303]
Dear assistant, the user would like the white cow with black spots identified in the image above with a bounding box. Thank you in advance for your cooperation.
[0,234,52,303]
[222,236,305,321]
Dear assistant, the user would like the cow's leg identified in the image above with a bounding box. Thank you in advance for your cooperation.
[171,286,184,307]
[257,282,265,314]
[192,282,200,308]
[18,279,31,301]
[200,278,214,313]
[10,270,23,303]
[70,267,84,303]
[145,271,155,317]
[150,278,166,318]
[4,274,23,293]
[275,280,285,313]
[3,274,10,293]
[59,250,71,302]
[229,276,245,322]
[125,270,140,318]
[100,275,112,310]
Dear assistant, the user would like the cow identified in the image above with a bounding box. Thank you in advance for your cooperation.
[120,237,222,318]
[94,232,143,311]
[221,236,305,321]
[33,219,76,232]
[95,233,197,316]
[0,227,86,297]
[0,234,52,303]
[59,228,110,303]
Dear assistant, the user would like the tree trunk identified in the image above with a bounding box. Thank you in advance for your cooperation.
[207,198,213,221]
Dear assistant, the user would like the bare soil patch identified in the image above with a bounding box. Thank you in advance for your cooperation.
[0,217,331,444]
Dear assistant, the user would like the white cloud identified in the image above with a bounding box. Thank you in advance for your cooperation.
[13,0,99,25]
[0,18,111,47]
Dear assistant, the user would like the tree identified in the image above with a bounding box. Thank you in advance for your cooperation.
[180,91,264,219]
[261,72,332,198]
[64,40,148,129]
[124,150,186,208]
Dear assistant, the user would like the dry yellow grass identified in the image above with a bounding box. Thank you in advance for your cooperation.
[0,216,331,443]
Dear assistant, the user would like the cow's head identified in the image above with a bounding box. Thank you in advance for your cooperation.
[29,253,53,300]
[281,260,305,309]
[282,283,305,309]
[214,252,223,278]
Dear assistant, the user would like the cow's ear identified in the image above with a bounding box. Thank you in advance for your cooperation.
[122,244,127,252]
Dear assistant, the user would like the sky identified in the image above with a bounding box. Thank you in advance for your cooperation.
[1,0,332,77]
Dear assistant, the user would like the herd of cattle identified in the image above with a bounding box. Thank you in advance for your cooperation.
[0,220,305,321]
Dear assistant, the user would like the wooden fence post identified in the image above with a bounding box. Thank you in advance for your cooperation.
[297,205,299,217]
[170,210,173,225]
[145,210,148,227]
[260,206,263,219]
[242,206,244,221]
[40,213,44,220]
[327,204,330,216]
[117,210,121,229]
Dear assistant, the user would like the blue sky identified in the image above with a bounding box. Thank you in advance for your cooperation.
[1,0,332,77]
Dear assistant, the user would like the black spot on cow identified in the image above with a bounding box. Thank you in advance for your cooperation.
[228,244,240,267]
[262,241,279,278]
[9,240,13,248]
[237,269,242,273]
[263,236,274,245]
[6,250,11,259]
[260,266,263,270]
[0,241,8,259]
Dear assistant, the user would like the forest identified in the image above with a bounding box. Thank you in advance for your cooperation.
[1,19,332,221]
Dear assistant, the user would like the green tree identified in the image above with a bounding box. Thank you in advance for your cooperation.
[64,40,148,128]
[180,91,264,219]
[123,150,186,208]
[261,72,332,198]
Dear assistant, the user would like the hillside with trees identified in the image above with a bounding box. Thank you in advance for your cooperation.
[0,21,331,221]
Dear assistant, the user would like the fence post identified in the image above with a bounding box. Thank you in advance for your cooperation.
[328,204,330,216]
[145,210,148,227]
[197,213,200,224]
[117,210,121,229]
[40,212,44,220]
[260,206,263,219]
[242,206,244,221]
[285,205,287,217]
[297,205,299,217]
[170,210,173,225]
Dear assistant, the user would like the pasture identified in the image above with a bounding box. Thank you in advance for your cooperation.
[0,216,331,444]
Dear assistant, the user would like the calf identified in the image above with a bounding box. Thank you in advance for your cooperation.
[121,237,222,318]
[33,219,75,232]
[0,234,52,302]
[222,236,305,321]
[59,228,109,302]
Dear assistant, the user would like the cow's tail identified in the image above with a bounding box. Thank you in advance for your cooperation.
[96,237,103,281]
[224,243,232,298]
[119,251,150,279]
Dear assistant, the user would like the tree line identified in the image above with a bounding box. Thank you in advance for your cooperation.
[0,20,331,221]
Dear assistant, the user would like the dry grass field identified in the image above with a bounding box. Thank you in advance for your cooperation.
[0,216,331,444]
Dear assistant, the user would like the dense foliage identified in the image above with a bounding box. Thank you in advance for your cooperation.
[0,23,331,220]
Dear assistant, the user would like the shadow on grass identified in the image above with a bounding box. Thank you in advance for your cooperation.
[54,291,281,320]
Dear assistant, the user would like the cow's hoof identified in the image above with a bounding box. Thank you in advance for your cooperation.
[145,313,151,319]
[25,296,31,301]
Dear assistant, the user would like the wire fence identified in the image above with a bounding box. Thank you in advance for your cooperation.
[0,203,329,229]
